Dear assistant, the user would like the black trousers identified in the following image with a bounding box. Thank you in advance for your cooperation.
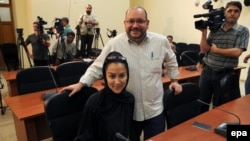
[80,34,94,57]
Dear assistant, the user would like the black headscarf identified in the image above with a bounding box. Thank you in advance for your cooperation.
[75,51,134,141]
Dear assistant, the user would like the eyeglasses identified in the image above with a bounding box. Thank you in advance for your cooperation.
[125,20,147,25]
[106,56,127,61]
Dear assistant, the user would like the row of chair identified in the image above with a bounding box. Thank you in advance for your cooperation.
[16,61,93,95]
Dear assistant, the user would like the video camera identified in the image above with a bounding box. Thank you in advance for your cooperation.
[193,0,225,31]
[106,28,117,38]
[37,16,47,34]
[46,18,64,37]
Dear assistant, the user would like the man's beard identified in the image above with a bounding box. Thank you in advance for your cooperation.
[86,11,91,15]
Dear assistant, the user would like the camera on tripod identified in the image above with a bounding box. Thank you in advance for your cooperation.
[193,0,225,31]
[37,16,47,33]
[46,18,64,37]
[16,28,23,39]
[106,28,117,38]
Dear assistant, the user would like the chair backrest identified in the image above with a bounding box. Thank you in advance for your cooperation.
[16,66,57,95]
[0,43,19,71]
[180,51,199,66]
[56,61,92,87]
[220,73,241,104]
[187,43,200,53]
[164,83,201,129]
[44,87,98,141]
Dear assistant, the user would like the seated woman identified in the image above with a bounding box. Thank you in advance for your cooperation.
[74,51,135,141]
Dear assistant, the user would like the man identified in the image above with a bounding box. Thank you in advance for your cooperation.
[77,4,99,58]
[25,21,51,66]
[52,31,77,65]
[167,35,177,53]
[198,1,249,112]
[61,6,182,140]
[54,17,73,38]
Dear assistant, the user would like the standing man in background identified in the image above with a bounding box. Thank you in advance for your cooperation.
[198,1,249,112]
[24,21,51,66]
[77,4,99,58]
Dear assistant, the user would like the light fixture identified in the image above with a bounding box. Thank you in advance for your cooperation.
[194,0,200,6]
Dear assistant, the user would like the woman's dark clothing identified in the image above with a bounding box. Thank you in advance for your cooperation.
[74,87,134,141]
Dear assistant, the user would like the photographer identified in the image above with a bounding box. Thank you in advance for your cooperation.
[24,21,51,66]
[77,4,99,58]
[198,1,249,112]
[53,17,73,38]
[52,31,77,65]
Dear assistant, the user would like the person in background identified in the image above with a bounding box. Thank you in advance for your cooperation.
[77,4,99,58]
[24,21,51,66]
[52,31,77,65]
[167,35,177,53]
[198,1,249,112]
[243,54,250,95]
[74,51,134,141]
[61,6,182,141]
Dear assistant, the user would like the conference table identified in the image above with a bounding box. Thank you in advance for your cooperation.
[147,94,250,141]
[3,65,245,141]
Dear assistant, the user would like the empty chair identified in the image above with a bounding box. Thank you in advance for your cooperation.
[187,43,200,53]
[16,66,57,95]
[44,87,98,141]
[163,83,201,129]
[56,61,93,87]
[0,43,19,71]
[220,73,241,104]
[180,51,199,67]
[175,42,188,66]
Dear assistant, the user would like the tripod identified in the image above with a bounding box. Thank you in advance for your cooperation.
[16,28,32,69]
[92,28,104,58]
[0,76,6,115]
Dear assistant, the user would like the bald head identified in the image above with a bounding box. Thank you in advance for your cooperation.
[125,6,148,20]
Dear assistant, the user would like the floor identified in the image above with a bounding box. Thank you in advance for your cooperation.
[0,72,246,141]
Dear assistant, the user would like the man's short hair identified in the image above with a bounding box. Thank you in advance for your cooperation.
[225,1,242,12]
[61,17,69,24]
[67,31,75,37]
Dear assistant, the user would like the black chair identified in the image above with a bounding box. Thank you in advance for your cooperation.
[164,83,201,129]
[175,42,188,66]
[56,61,93,87]
[180,51,199,67]
[16,66,57,95]
[44,87,98,141]
[0,43,19,71]
[187,43,200,53]
[220,73,241,104]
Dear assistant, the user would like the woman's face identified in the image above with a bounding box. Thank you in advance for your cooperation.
[105,62,128,94]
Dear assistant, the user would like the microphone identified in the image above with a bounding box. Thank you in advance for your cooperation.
[181,51,198,71]
[197,99,240,137]
[41,66,58,100]
[115,132,130,141]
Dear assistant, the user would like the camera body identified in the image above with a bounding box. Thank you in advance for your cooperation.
[37,16,47,33]
[46,18,64,37]
[194,1,225,31]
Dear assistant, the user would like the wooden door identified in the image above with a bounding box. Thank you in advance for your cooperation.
[0,0,16,70]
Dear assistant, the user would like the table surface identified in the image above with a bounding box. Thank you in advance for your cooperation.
[147,94,250,141]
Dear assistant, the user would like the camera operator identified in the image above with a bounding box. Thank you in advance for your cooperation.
[52,31,77,65]
[77,4,99,58]
[53,17,73,38]
[24,21,51,66]
[198,1,249,112]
